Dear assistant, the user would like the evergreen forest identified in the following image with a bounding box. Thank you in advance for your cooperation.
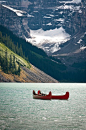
[0,49,21,75]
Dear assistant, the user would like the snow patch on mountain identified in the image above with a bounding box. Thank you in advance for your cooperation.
[2,4,34,17]
[46,23,52,26]
[56,4,80,11]
[80,46,86,50]
[72,0,81,4]
[26,27,70,54]
[0,1,6,3]
[2,4,26,16]
[77,39,82,44]
[60,0,81,4]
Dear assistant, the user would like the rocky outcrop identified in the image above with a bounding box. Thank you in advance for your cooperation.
[63,0,86,35]
[0,4,30,39]
[52,0,86,66]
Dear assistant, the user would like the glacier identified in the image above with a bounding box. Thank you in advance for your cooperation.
[26,27,70,54]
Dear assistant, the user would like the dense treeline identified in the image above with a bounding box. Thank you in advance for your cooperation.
[0,49,21,75]
[0,31,28,61]
[0,25,86,82]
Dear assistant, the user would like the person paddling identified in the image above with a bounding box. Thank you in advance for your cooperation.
[38,90,46,96]
[38,90,42,95]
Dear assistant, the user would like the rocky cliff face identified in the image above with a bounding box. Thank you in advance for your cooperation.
[0,0,86,59]
[52,0,86,65]
[0,4,30,39]
[63,0,86,35]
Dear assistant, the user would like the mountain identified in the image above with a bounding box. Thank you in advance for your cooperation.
[0,3,30,39]
[0,0,86,55]
[0,0,86,82]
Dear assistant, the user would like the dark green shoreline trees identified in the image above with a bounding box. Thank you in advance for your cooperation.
[0,30,30,76]
[0,31,25,60]
[0,49,21,76]
[0,31,22,76]
[0,49,21,75]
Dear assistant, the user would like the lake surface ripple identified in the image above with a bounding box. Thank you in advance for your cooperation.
[0,83,86,130]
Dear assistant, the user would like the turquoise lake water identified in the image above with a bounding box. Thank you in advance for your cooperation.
[0,83,86,130]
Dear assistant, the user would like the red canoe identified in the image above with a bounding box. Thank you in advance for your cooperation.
[33,90,69,100]
[52,92,69,100]
[33,90,51,100]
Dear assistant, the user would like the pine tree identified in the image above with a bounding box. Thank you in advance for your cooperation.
[9,54,13,72]
[13,55,17,74]
[19,44,23,57]
[16,42,19,54]
[0,32,2,42]
[0,53,1,66]
[1,58,5,71]
[18,63,21,76]
[4,49,8,73]
[13,55,16,68]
